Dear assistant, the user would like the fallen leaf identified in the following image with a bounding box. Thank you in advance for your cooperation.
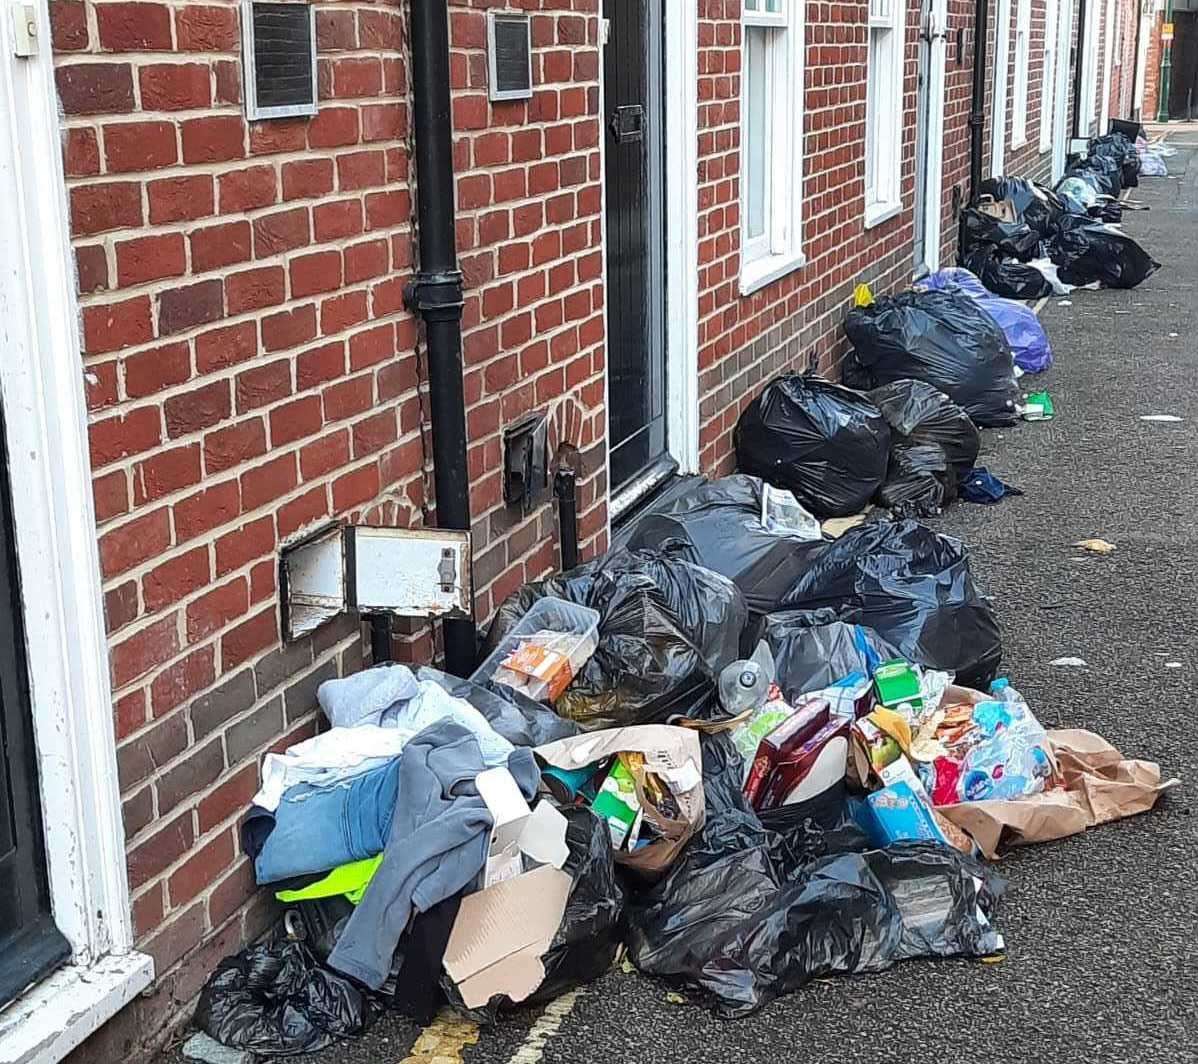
[665,991,687,1005]
[1072,538,1116,555]
[980,954,1006,965]
[620,957,636,975]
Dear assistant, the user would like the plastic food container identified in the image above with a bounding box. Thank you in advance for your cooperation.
[472,596,600,704]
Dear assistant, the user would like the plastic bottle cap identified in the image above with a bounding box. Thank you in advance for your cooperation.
[991,677,1009,691]
[739,669,757,688]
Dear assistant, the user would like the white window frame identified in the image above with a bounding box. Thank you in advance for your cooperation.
[1040,0,1058,151]
[865,0,905,228]
[1100,0,1117,130]
[0,5,153,1061]
[739,0,806,295]
[1079,0,1100,134]
[1011,0,1031,146]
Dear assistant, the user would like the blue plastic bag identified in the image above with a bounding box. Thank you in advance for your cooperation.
[920,267,1053,374]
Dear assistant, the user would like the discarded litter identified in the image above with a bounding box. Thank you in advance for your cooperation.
[1020,390,1055,421]
[1140,414,1183,423]
[958,467,1023,504]
[1073,538,1116,555]
[194,437,1178,1050]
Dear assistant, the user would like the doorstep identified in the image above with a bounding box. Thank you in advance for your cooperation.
[0,951,154,1064]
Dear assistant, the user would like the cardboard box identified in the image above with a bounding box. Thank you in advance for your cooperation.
[742,697,831,808]
[443,864,573,1008]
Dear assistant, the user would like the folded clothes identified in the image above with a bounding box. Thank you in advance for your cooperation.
[247,758,401,884]
[252,724,415,813]
[316,664,515,766]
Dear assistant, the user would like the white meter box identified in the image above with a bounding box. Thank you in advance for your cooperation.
[281,523,472,643]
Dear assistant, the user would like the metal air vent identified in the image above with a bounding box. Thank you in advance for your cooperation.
[242,0,318,120]
[487,12,533,102]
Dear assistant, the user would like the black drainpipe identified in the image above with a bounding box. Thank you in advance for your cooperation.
[1072,0,1089,137]
[554,469,580,571]
[968,0,991,201]
[404,0,477,677]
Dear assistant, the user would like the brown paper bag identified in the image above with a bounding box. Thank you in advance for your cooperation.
[936,728,1179,858]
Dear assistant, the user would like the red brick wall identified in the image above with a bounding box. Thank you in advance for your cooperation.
[54,0,424,1053]
[1144,12,1163,119]
[55,0,607,1057]
[448,2,608,624]
[1106,0,1139,120]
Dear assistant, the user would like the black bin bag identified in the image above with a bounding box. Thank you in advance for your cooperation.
[960,207,1040,260]
[776,519,1003,686]
[869,380,980,518]
[625,475,825,618]
[625,733,1007,1016]
[484,546,748,729]
[733,375,891,519]
[195,941,379,1057]
[763,607,902,700]
[1048,213,1161,289]
[843,289,1019,427]
[962,244,1054,300]
[977,177,1064,239]
[443,807,625,1021]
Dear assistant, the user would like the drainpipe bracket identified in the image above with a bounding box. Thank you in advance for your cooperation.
[968,113,985,129]
[404,269,465,323]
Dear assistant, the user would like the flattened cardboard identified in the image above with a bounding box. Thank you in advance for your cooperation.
[443,864,572,1008]
[476,766,532,886]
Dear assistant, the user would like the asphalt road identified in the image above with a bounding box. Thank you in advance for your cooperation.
[165,133,1198,1064]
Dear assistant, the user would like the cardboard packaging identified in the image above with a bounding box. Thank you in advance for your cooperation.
[756,717,851,811]
[536,725,704,880]
[742,697,831,809]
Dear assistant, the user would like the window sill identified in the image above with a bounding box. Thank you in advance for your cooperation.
[1011,133,1028,149]
[739,250,806,296]
[0,951,154,1064]
[1039,140,1052,154]
[864,200,902,229]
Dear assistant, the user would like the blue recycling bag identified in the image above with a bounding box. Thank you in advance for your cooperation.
[920,267,1053,374]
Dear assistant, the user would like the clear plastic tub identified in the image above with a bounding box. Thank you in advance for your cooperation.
[472,596,601,704]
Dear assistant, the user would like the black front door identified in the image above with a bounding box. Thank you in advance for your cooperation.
[0,414,69,1008]
[604,0,671,500]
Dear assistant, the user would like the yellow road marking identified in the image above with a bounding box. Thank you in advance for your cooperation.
[399,1009,479,1064]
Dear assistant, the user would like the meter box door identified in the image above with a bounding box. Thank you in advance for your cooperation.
[281,524,472,643]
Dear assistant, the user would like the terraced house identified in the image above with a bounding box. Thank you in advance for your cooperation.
[0,0,1143,1060]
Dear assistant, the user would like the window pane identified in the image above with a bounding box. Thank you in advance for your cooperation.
[745,26,768,240]
[745,0,759,10]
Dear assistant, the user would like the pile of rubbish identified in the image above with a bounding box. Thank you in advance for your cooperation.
[959,127,1162,298]
[195,473,1175,1056]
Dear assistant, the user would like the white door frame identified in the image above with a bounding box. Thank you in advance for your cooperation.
[917,0,950,273]
[600,1,699,528]
[991,0,1014,175]
[664,2,699,475]
[0,3,153,1061]
[1052,0,1074,179]
[1100,0,1117,130]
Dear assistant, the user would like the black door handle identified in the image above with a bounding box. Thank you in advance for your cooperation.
[610,104,645,143]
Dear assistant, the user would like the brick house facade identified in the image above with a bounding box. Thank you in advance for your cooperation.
[0,0,1125,1060]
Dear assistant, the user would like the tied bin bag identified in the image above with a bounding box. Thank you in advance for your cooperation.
[868,380,981,518]
[483,547,748,729]
[733,375,891,519]
[776,519,1003,686]
[843,288,1020,427]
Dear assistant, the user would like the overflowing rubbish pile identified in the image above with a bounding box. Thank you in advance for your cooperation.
[958,128,1163,298]
[195,471,1174,1054]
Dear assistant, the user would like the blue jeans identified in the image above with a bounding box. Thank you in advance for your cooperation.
[253,759,400,884]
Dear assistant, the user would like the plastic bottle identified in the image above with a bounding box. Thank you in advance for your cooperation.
[718,641,775,714]
[988,677,1025,706]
